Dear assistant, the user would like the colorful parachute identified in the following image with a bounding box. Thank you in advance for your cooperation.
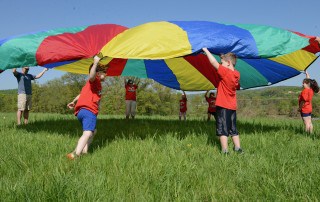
[0,21,319,90]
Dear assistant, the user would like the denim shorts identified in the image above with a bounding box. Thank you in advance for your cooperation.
[77,108,97,132]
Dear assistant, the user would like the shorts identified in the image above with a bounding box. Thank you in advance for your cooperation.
[216,106,238,137]
[77,108,97,132]
[301,112,311,117]
[208,111,216,115]
[179,111,187,116]
[17,94,32,111]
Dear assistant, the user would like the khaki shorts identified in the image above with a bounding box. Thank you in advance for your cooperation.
[18,94,32,111]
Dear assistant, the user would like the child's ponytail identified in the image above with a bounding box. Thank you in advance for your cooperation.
[310,79,319,93]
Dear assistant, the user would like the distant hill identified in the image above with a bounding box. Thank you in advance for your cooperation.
[0,89,17,95]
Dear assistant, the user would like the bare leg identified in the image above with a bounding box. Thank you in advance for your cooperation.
[23,110,29,124]
[17,110,23,125]
[82,129,97,154]
[207,113,211,121]
[303,116,313,133]
[231,135,241,149]
[220,136,228,152]
[75,131,93,156]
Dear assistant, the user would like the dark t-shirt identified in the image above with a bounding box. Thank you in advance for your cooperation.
[15,72,36,95]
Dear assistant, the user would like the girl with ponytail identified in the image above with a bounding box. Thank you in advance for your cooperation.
[298,71,319,133]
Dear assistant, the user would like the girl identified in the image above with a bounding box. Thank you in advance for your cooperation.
[298,71,319,133]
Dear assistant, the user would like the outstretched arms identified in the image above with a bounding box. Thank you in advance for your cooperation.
[35,68,48,79]
[67,94,80,109]
[12,68,18,77]
[202,48,220,70]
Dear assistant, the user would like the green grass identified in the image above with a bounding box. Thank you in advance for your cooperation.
[1,113,320,201]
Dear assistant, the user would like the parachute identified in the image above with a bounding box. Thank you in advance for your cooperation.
[0,21,319,90]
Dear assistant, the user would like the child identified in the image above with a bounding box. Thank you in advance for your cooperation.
[66,56,108,159]
[125,78,139,119]
[298,71,319,134]
[205,90,217,121]
[179,91,187,121]
[202,48,242,154]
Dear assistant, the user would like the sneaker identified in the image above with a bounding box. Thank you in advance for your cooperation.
[66,152,77,160]
[221,149,229,155]
[234,148,244,154]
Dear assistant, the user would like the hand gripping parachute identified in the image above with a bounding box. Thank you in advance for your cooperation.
[0,21,319,90]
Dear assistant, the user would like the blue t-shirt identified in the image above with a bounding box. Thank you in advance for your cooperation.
[15,72,36,95]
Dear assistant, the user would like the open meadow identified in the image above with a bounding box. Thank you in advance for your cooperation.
[1,113,320,201]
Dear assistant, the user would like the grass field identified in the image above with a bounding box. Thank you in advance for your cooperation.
[1,112,320,201]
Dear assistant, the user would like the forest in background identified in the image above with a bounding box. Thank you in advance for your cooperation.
[1,73,319,118]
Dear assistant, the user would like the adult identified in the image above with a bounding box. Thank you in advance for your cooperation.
[12,67,48,125]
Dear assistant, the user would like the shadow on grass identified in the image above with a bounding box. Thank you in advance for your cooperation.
[17,117,310,152]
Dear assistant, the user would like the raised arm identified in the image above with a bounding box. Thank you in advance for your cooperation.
[202,48,220,70]
[89,56,101,82]
[35,68,48,79]
[67,94,80,109]
[12,68,18,76]
[205,90,209,98]
[305,71,310,79]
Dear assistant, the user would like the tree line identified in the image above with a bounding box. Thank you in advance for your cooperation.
[1,73,318,118]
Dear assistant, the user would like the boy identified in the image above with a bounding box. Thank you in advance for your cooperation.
[202,48,242,154]
[66,56,108,159]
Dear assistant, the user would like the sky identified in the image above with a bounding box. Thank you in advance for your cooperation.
[0,0,319,91]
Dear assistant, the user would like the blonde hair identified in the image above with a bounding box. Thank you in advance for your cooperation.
[89,63,109,73]
[221,53,237,66]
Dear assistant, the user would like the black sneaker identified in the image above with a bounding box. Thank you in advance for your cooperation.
[234,148,244,154]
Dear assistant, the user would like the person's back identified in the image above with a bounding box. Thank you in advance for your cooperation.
[215,64,240,111]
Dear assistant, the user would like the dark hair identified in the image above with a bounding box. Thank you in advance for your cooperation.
[127,79,133,85]
[303,78,319,93]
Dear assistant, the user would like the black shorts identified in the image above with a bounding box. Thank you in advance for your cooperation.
[216,106,238,137]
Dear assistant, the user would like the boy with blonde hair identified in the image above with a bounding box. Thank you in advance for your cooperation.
[66,56,108,159]
[202,48,242,154]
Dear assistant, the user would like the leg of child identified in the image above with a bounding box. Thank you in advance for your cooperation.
[82,129,97,154]
[303,116,312,133]
[207,113,211,121]
[220,136,228,152]
[131,101,136,119]
[75,130,93,156]
[232,135,241,149]
[125,100,130,119]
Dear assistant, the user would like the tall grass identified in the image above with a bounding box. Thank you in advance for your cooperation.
[1,113,320,201]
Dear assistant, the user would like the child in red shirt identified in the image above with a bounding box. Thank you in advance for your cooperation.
[66,56,108,159]
[298,71,319,133]
[125,78,139,119]
[179,91,187,121]
[205,90,217,121]
[203,48,242,154]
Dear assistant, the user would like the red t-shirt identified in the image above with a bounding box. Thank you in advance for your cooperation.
[299,88,314,113]
[180,99,187,112]
[215,65,240,110]
[125,84,138,101]
[75,77,102,116]
[206,97,216,112]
